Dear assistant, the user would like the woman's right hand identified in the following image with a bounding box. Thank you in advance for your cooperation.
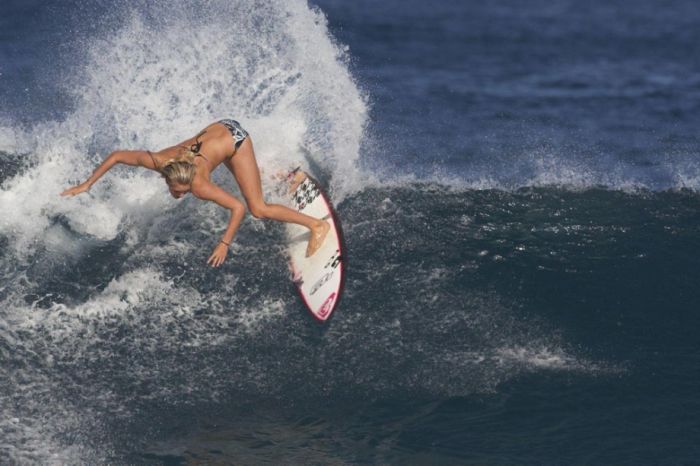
[60,181,91,197]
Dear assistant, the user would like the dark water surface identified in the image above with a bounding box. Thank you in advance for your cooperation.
[1,0,700,464]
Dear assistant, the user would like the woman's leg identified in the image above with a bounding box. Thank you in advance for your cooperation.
[225,137,329,255]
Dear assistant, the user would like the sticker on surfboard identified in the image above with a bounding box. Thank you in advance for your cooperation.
[285,169,344,322]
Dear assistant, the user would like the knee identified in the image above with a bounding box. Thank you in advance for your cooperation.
[248,202,269,219]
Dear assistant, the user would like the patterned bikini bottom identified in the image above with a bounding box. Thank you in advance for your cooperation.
[218,119,249,153]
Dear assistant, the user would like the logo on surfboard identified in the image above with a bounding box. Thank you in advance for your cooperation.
[310,250,343,295]
[317,293,337,319]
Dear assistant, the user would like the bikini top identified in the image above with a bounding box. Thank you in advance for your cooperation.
[148,130,209,171]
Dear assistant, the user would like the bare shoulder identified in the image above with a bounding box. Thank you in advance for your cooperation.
[190,177,217,200]
[152,145,181,159]
[145,146,181,171]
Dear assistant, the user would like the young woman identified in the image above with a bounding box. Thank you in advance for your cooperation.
[60,119,330,267]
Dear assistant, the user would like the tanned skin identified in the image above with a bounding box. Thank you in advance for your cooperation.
[61,121,330,266]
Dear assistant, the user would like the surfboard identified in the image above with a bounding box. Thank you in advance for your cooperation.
[285,170,345,322]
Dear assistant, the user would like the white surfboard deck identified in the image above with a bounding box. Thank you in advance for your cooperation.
[285,170,344,322]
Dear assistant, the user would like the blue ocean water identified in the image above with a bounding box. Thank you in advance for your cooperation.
[1,0,700,464]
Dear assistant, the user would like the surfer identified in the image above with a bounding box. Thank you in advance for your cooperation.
[60,119,330,267]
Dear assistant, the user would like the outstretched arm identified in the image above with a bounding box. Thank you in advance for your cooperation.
[60,149,169,196]
[192,180,247,267]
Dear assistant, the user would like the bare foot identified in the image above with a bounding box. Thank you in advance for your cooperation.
[306,221,330,257]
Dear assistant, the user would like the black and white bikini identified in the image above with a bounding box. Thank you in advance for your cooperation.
[218,118,249,153]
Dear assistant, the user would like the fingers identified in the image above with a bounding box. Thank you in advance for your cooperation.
[206,250,228,268]
[60,186,86,196]
[209,255,225,267]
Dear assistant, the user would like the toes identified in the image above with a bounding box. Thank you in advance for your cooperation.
[305,225,329,257]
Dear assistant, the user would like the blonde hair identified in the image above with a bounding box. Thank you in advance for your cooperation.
[160,148,197,186]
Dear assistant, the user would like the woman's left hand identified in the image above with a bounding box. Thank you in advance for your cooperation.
[207,242,229,267]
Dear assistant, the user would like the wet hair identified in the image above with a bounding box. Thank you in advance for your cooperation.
[160,148,197,186]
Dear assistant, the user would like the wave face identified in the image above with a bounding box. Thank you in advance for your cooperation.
[4,179,700,463]
[1,0,700,464]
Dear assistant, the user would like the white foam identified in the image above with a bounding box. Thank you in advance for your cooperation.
[0,0,368,259]
[368,143,700,194]
[0,124,19,153]
[0,262,293,462]
[0,408,89,465]
[495,345,581,370]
